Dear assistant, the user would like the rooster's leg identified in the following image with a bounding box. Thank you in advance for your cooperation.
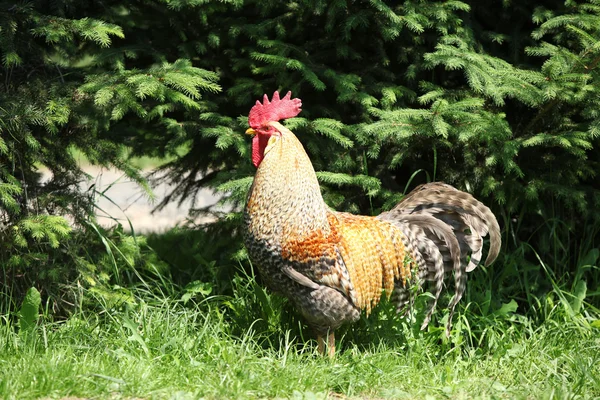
[317,330,335,358]
[316,331,335,357]
[317,334,325,355]
[327,330,335,358]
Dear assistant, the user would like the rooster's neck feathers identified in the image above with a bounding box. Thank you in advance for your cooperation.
[245,122,330,241]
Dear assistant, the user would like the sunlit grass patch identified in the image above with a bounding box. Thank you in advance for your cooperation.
[1,276,599,399]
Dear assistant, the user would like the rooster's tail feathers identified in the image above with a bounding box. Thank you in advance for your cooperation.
[378,182,501,334]
[397,182,501,268]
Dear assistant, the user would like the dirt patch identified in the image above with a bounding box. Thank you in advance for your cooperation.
[44,166,222,233]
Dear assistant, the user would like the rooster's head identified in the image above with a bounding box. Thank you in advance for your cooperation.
[246,91,302,167]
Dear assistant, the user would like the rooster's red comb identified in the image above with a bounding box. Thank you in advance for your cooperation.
[248,91,302,129]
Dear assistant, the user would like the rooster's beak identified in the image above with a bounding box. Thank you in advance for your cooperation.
[245,128,256,135]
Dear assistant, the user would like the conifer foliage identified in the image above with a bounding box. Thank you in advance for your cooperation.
[145,0,600,270]
[0,1,219,301]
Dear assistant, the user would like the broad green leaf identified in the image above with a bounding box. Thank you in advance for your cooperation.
[494,299,518,317]
[19,287,41,335]
[571,280,587,315]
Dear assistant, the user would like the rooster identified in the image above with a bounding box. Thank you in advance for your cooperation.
[243,91,501,357]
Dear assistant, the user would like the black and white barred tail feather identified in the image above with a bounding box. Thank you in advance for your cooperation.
[397,182,501,267]
[380,214,462,329]
[378,182,501,335]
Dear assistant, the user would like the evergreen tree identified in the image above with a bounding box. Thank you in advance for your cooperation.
[0,1,219,304]
[137,1,599,260]
[139,0,599,300]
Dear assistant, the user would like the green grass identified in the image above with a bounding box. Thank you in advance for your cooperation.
[2,225,598,400]
[1,286,599,400]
